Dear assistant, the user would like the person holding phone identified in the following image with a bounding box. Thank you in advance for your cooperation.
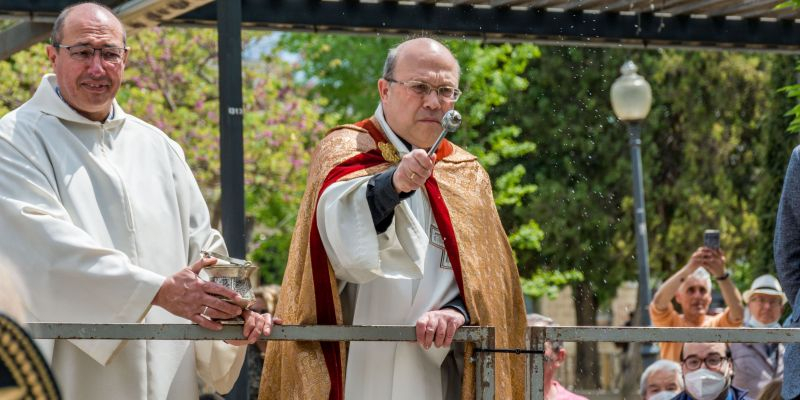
[649,233,744,361]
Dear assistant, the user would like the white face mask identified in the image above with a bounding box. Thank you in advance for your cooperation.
[649,390,681,400]
[684,368,728,400]
[747,318,780,329]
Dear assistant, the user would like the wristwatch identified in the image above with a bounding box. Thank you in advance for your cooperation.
[714,271,730,281]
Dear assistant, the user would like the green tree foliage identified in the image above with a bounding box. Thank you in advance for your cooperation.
[275,33,391,121]
[123,28,333,284]
[0,43,51,115]
[501,48,779,304]
[493,47,782,388]
[499,47,632,311]
[0,28,331,284]
[778,1,800,132]
[494,47,633,388]
[753,55,800,276]
[642,51,775,287]
[781,73,800,133]
[520,269,584,299]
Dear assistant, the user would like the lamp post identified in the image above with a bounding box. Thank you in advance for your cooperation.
[610,60,659,368]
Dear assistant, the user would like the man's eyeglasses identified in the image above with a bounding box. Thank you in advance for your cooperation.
[54,44,128,64]
[750,296,783,307]
[681,353,728,371]
[385,78,462,102]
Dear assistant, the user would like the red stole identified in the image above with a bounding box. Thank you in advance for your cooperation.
[308,119,465,400]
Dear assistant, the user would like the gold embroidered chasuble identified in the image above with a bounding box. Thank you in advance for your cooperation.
[259,117,526,399]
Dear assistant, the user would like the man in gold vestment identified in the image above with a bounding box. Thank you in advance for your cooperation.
[260,37,526,400]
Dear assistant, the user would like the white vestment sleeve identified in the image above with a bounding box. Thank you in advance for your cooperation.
[0,139,165,365]
[194,341,247,394]
[317,177,427,284]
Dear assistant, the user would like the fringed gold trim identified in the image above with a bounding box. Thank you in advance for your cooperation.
[0,314,60,400]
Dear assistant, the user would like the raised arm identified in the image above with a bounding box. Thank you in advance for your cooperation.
[651,248,705,311]
[702,248,744,324]
[317,150,436,284]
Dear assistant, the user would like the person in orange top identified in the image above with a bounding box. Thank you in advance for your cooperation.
[650,247,744,361]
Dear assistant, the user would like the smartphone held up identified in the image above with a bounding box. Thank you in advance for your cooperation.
[704,229,720,250]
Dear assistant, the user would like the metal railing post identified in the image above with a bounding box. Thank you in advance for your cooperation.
[526,326,545,400]
[475,326,495,400]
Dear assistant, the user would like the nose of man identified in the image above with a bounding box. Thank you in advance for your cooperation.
[86,54,108,76]
[422,90,443,109]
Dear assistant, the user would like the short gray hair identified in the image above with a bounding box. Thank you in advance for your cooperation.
[640,359,683,397]
[526,313,563,352]
[690,267,713,290]
[382,45,400,79]
[50,2,126,46]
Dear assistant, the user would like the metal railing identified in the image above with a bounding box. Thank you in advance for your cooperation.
[27,323,800,400]
[27,323,496,399]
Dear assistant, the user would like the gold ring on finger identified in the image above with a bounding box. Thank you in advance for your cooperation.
[409,172,416,180]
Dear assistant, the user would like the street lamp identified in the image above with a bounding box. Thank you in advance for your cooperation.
[610,60,659,368]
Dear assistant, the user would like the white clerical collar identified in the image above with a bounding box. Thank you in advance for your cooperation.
[374,103,416,155]
[54,85,115,122]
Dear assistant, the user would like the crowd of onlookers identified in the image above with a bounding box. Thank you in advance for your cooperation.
[647,247,784,400]
[646,244,785,400]
[536,244,788,400]
[638,341,782,400]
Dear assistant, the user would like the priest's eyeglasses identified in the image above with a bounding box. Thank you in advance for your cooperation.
[681,353,728,371]
[385,78,462,102]
[54,44,128,64]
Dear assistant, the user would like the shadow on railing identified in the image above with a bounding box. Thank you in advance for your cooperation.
[27,324,800,400]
